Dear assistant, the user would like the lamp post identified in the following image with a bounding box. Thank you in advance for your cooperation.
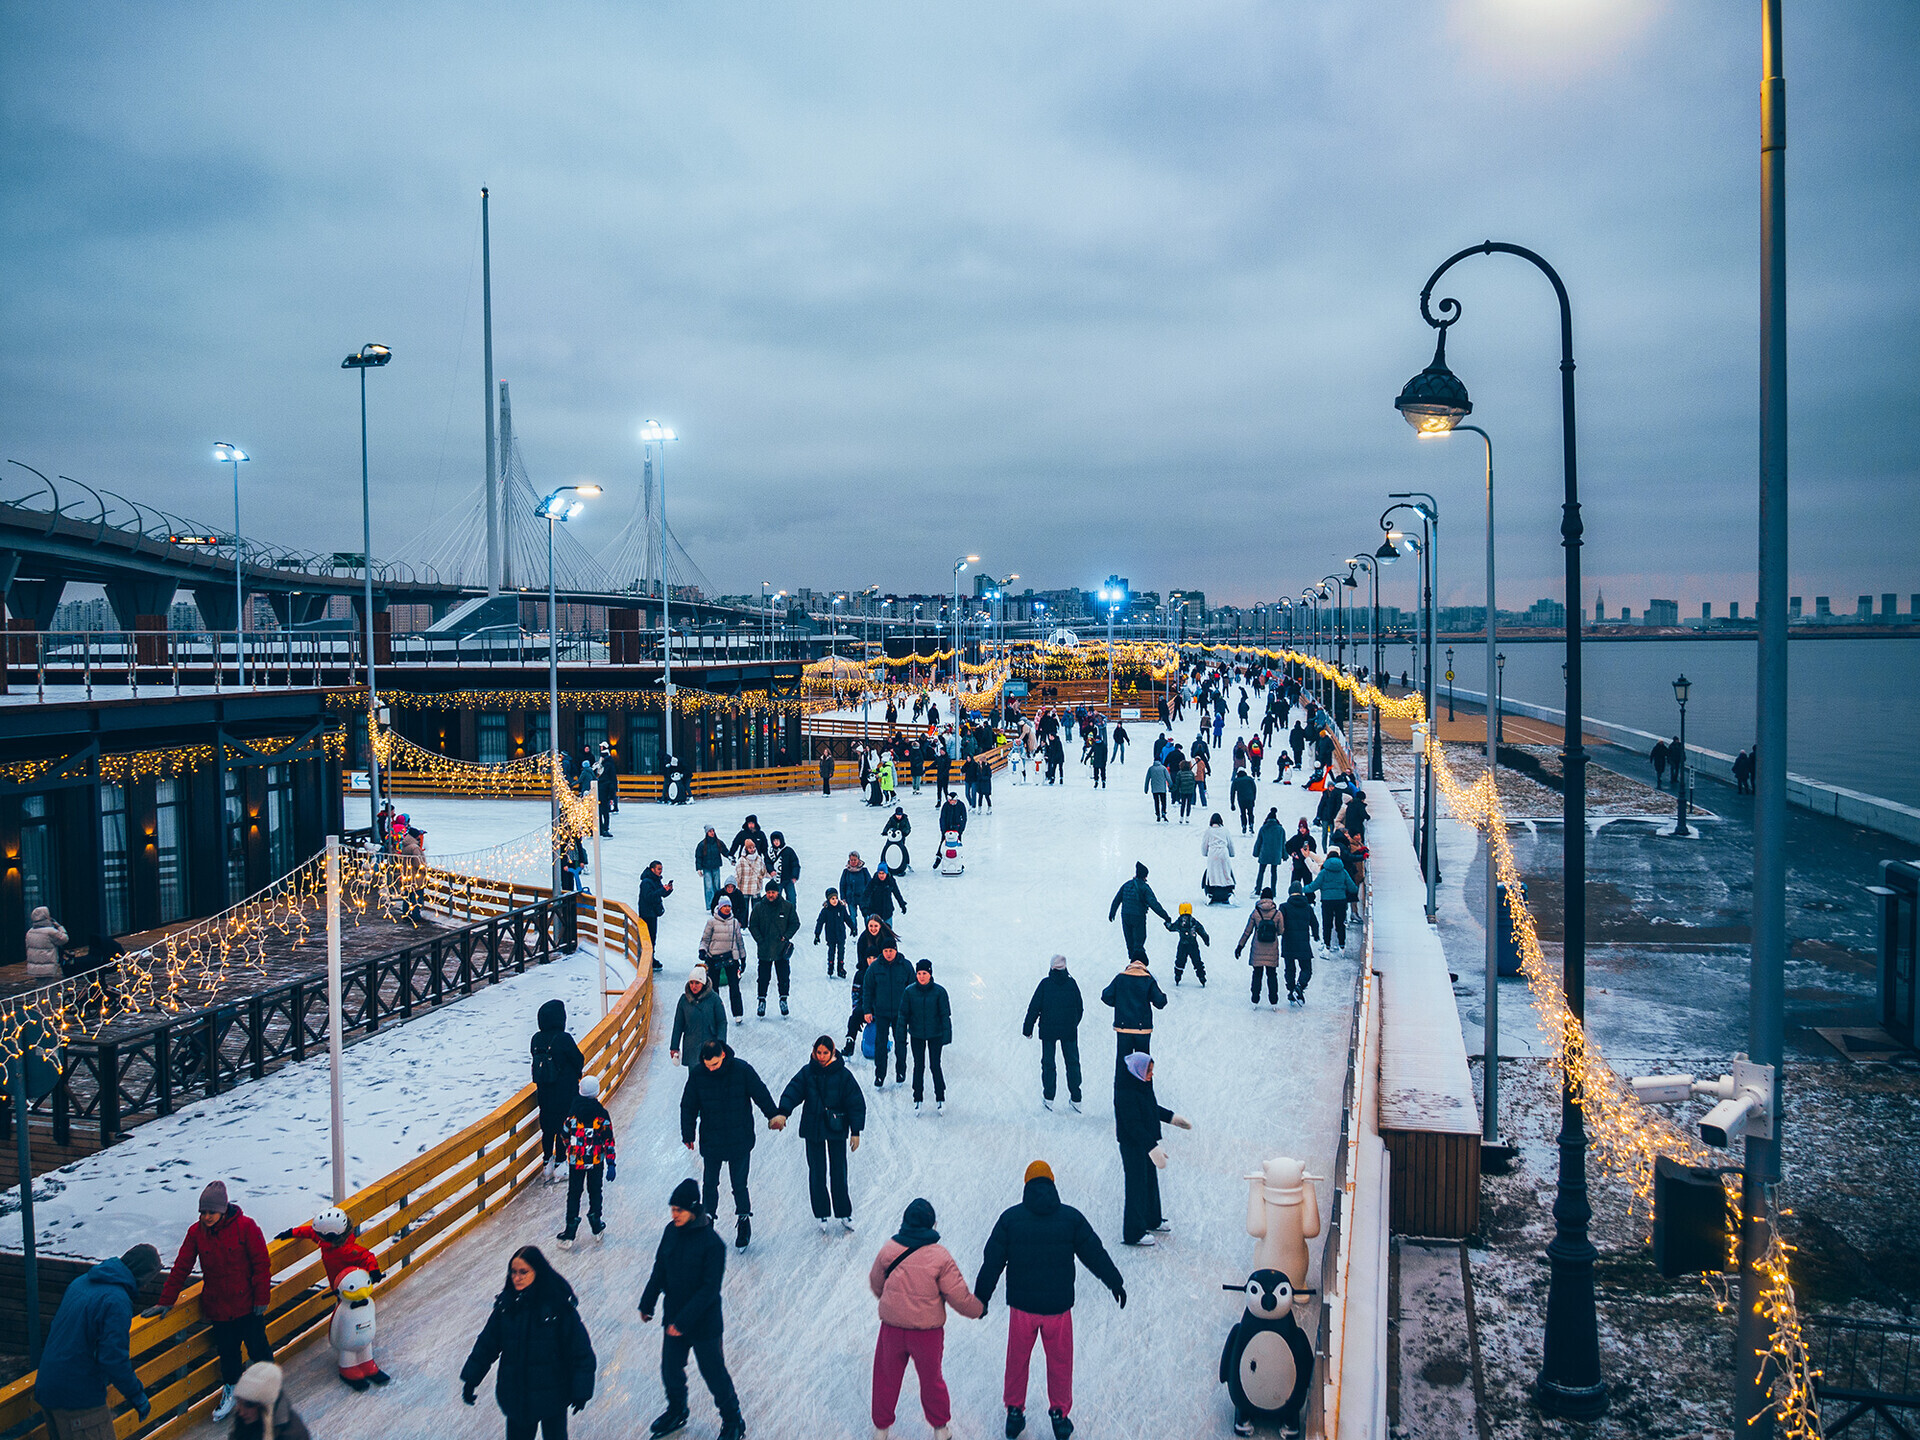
[212,444,250,684]
[1397,240,1602,1419]
[1099,576,1126,711]
[1671,674,1692,837]
[1380,505,1438,920]
[952,555,978,705]
[539,484,601,893]
[1348,557,1383,781]
[340,343,391,835]
[1496,651,1506,744]
[639,421,677,770]
[1447,646,1456,721]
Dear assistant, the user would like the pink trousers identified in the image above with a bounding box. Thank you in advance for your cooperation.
[873,1323,951,1428]
[1004,1307,1074,1415]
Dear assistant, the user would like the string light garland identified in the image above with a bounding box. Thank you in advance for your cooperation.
[1229,646,1821,1438]
[330,688,809,718]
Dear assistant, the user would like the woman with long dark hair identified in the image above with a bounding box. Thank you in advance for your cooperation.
[460,1246,596,1439]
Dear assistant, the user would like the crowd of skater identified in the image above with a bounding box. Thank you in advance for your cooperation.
[30,661,1368,1440]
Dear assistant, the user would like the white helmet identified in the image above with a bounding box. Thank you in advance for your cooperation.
[312,1206,351,1240]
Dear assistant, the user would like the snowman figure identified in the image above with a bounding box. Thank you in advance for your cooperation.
[1219,1269,1315,1436]
[937,829,965,876]
[329,1267,379,1389]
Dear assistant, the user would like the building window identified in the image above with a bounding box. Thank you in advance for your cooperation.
[530,712,550,756]
[20,794,58,918]
[478,713,509,764]
[266,764,296,880]
[155,779,189,923]
[223,766,247,904]
[581,713,608,756]
[627,716,661,775]
[100,784,130,937]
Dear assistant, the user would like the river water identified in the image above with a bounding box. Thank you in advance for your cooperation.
[1370,636,1919,809]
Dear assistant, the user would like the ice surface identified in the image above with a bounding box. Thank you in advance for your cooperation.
[160,706,1369,1438]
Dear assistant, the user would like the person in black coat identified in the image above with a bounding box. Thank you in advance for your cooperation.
[772,1038,868,1227]
[863,865,907,927]
[1107,862,1171,962]
[1280,884,1321,1003]
[1114,1053,1192,1246]
[813,887,856,979]
[1022,955,1084,1110]
[1314,782,1345,848]
[861,946,914,1087]
[726,816,765,861]
[1284,819,1318,887]
[679,1043,779,1248]
[1289,720,1307,770]
[1100,957,1168,1073]
[460,1245,596,1438]
[937,794,968,840]
[974,1161,1126,1438]
[595,747,618,835]
[530,1000,585,1184]
[638,1179,744,1440]
[694,827,727,912]
[899,960,953,1108]
[746,883,799,1017]
[843,917,897,1054]
[1230,768,1257,833]
[637,862,672,973]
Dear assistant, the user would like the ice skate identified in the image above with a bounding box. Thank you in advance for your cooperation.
[819,1217,831,1233]
[914,1099,923,1113]
[736,1216,751,1249]
[1006,1406,1027,1438]
[648,1408,689,1438]
[1049,1408,1074,1440]
[556,1228,576,1250]
[1069,1099,1082,1112]
[1042,1097,1053,1111]
[757,998,766,1018]
[779,997,789,1017]
[1152,1220,1172,1234]
[840,1215,856,1233]
[212,1386,237,1422]
[1125,1233,1157,1247]
[589,1219,606,1243]
[936,1099,945,1114]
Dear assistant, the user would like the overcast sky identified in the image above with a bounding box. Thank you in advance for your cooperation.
[4,1,1916,612]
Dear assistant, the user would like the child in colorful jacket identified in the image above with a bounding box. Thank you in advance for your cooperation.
[557,1073,616,1247]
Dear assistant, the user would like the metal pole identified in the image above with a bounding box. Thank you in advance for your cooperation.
[1457,423,1499,1144]
[360,368,382,837]
[14,1054,41,1364]
[1743,6,1789,1421]
[482,188,499,597]
[593,826,607,1018]
[327,835,346,1202]
[232,456,245,686]
[1675,694,1691,837]
[1369,564,1384,781]
[659,440,672,777]
[549,517,562,898]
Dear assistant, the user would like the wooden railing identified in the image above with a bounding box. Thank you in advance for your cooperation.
[0,899,651,1440]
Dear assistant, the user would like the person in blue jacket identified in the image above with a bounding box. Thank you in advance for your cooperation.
[35,1244,162,1435]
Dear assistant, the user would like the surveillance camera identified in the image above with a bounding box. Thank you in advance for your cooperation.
[1631,1074,1696,1105]
[1699,1094,1759,1149]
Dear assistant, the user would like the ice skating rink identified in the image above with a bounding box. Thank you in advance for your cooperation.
[205,724,1359,1438]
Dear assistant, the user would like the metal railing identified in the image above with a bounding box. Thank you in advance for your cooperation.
[1808,1314,1920,1438]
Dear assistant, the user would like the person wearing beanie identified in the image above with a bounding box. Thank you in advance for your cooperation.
[699,897,748,1021]
[900,960,953,1113]
[813,886,855,979]
[843,915,897,1055]
[670,965,728,1070]
[868,1198,985,1440]
[639,1182,744,1439]
[35,1242,161,1433]
[531,999,586,1184]
[1022,957,1084,1112]
[1114,1053,1192,1247]
[557,1072,616,1247]
[1099,954,1167,1075]
[1279,883,1322,1005]
[230,1361,311,1440]
[771,1036,868,1230]
[1106,862,1170,964]
[149,1182,273,1422]
[975,1161,1126,1440]
[462,1246,597,1438]
[861,943,914,1089]
[1165,903,1211,987]
[679,1041,779,1250]
[747,878,799,1019]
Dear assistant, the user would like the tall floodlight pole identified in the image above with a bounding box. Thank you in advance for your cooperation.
[640,422,678,767]
[1347,558,1382,781]
[1744,10,1789,1430]
[953,555,977,706]
[213,444,250,684]
[1396,241,1601,1420]
[482,188,499,597]
[341,344,391,834]
[539,485,601,894]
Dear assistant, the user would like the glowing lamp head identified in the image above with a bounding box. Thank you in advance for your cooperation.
[1672,674,1691,705]
[213,443,248,464]
[1394,330,1472,434]
[639,420,676,443]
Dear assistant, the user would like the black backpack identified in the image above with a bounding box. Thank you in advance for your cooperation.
[1255,908,1278,945]
[531,1034,566,1086]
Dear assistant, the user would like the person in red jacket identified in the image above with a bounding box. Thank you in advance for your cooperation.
[145,1181,274,1422]
[275,1206,391,1389]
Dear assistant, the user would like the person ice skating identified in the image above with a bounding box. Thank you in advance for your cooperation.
[1252,808,1286,893]
[1143,755,1171,821]
[1191,749,1210,808]
[748,880,799,1018]
[229,1362,310,1440]
[531,1000,586,1182]
[1280,883,1321,1003]
[869,1198,985,1440]
[845,916,897,1053]
[670,966,728,1069]
[863,942,914,1087]
[840,850,873,917]
[1306,850,1357,953]
[680,1042,778,1249]
[694,827,727,911]
[1314,780,1345,850]
[1111,722,1128,765]
[1201,816,1236,903]
[1338,786,1370,843]
[731,840,768,927]
[1284,818,1318,888]
[1289,720,1306,771]
[1115,1053,1192,1246]
[147,1183,273,1422]
[273,1207,389,1389]
[1088,730,1108,788]
[937,792,967,842]
[1166,904,1210,986]
[864,864,907,928]
[767,831,801,908]
[772,1037,868,1229]
[1100,954,1167,1073]
[1107,862,1171,962]
[1023,956,1084,1111]
[901,960,953,1111]
[556,1074,616,1248]
[638,861,672,973]
[461,1246,596,1440]
[726,814,766,861]
[814,886,856,978]
[1231,767,1257,834]
[1170,756,1197,821]
[1236,888,1285,1007]
[699,899,748,1021]
[974,1160,1127,1440]
[1247,735,1264,779]
[820,745,837,795]
[35,1242,160,1436]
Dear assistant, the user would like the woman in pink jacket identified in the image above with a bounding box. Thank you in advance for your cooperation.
[868,1197,984,1440]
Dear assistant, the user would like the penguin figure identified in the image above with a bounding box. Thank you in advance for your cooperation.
[1219,1269,1315,1436]
[328,1267,380,1390]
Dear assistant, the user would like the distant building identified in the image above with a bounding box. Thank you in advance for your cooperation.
[1700,602,1713,624]
[1524,599,1566,627]
[1645,598,1679,627]
[1790,596,1802,619]
[1858,595,1874,619]
[1883,593,1899,620]
[1815,597,1831,619]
